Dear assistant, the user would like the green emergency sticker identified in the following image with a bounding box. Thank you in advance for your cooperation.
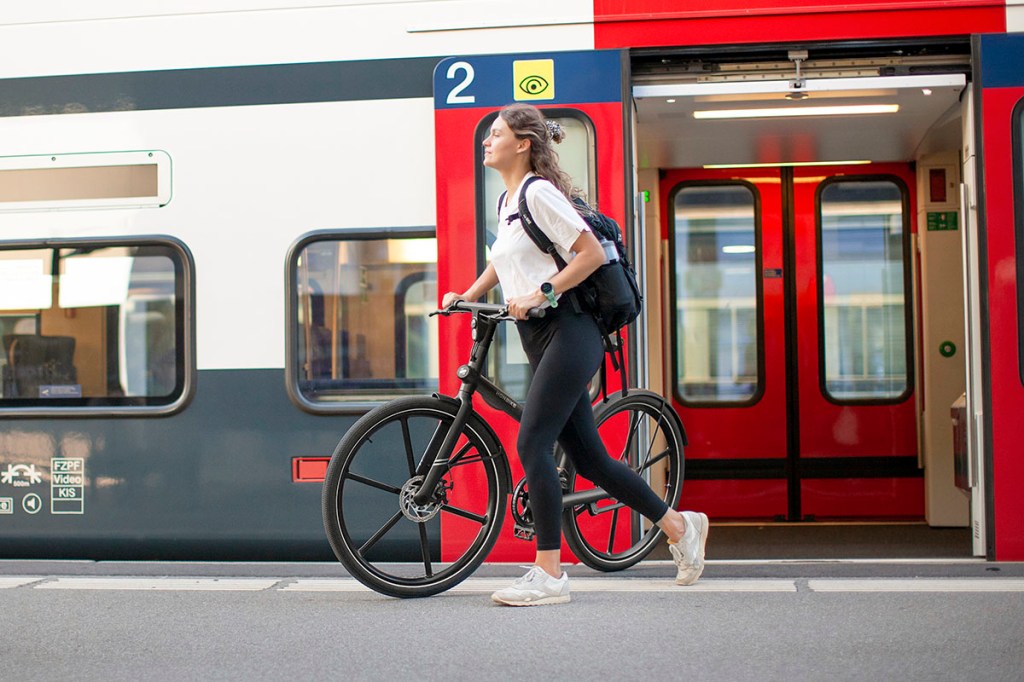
[927,212,958,231]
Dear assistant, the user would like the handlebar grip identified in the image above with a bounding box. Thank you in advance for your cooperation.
[432,302,546,319]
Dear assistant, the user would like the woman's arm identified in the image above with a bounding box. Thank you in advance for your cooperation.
[441,262,500,308]
[506,230,604,319]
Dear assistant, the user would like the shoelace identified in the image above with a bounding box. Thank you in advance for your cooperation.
[513,566,546,586]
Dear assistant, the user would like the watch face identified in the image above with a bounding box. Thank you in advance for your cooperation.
[541,282,553,294]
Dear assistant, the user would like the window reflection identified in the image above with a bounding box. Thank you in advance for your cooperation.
[819,179,908,400]
[294,235,438,402]
[478,113,596,401]
[672,184,760,403]
[0,244,183,405]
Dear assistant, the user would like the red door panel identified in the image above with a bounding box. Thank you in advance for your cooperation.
[661,167,788,518]
[792,164,921,517]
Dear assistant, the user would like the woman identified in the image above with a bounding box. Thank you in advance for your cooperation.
[442,103,708,606]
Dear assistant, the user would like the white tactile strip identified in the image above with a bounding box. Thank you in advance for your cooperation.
[34,577,281,591]
[808,578,1024,592]
[279,578,798,593]
[4,576,1023,593]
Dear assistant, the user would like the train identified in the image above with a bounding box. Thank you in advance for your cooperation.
[0,1,1022,561]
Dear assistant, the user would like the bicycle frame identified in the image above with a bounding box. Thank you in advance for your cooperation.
[411,302,516,506]
[411,302,617,511]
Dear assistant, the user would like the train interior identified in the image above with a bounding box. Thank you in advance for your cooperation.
[630,41,977,558]
[0,243,181,405]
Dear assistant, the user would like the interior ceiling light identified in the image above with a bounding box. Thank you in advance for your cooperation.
[694,104,899,120]
[703,160,872,169]
[694,89,898,103]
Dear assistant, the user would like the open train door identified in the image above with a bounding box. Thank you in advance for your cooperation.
[967,33,1024,560]
[432,50,635,562]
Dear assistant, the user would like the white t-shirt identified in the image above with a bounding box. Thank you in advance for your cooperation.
[490,174,590,304]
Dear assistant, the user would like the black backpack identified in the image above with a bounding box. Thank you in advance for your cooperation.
[501,176,643,373]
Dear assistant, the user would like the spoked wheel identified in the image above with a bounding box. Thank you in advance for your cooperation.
[561,390,685,572]
[322,396,508,598]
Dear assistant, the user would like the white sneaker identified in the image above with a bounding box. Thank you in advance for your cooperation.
[669,511,709,586]
[491,566,571,606]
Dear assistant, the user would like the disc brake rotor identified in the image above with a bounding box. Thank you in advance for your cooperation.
[399,475,444,522]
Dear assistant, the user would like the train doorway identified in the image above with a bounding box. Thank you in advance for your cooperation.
[631,45,976,551]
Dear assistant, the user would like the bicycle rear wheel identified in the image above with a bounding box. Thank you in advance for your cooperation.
[322,396,508,598]
[561,390,685,572]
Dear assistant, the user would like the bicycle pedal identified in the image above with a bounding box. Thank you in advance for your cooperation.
[513,524,536,541]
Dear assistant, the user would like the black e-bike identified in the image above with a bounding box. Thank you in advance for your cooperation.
[322,301,686,597]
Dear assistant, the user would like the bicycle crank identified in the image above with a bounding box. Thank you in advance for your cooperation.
[510,477,535,541]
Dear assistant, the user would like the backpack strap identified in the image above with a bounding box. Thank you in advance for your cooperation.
[516,176,568,271]
[604,329,629,398]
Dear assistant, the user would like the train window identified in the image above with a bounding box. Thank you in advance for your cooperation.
[0,151,172,211]
[287,229,438,410]
[818,178,911,402]
[670,183,761,404]
[474,110,597,402]
[0,239,192,413]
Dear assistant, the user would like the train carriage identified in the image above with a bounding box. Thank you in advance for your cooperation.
[0,1,1022,561]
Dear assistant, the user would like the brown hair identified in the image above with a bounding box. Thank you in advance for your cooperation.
[499,103,576,200]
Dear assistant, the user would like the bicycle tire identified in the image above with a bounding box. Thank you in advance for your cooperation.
[322,395,508,598]
[561,390,685,572]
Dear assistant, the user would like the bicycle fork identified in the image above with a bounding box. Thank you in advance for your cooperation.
[410,311,518,507]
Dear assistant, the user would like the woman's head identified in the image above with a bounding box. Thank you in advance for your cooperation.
[489,103,575,198]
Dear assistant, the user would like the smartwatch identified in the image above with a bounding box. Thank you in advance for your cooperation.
[540,282,558,308]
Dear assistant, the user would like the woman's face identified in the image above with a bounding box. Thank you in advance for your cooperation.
[483,115,527,171]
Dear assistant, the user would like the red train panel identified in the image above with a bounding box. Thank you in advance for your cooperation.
[976,33,1024,560]
[594,0,1006,49]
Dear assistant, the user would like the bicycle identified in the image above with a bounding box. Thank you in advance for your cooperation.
[321,301,687,598]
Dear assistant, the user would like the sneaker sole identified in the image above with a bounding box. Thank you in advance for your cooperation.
[675,512,709,586]
[491,594,571,606]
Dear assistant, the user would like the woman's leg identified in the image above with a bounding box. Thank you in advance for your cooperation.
[516,311,604,573]
[556,391,672,524]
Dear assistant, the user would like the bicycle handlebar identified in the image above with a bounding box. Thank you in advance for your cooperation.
[431,301,546,319]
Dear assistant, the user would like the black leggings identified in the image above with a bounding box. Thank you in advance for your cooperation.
[516,304,670,551]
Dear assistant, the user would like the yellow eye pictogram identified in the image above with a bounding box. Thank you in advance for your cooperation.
[512,59,555,101]
[518,75,550,96]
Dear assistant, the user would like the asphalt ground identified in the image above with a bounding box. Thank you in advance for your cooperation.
[1,521,1017,681]
[2,558,1024,681]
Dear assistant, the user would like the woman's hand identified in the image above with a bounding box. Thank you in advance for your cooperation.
[441,264,500,311]
[507,290,547,320]
[441,291,465,309]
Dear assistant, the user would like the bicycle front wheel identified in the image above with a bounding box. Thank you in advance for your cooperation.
[322,396,508,598]
[561,390,685,572]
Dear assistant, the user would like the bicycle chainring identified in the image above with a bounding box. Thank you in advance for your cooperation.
[510,477,535,540]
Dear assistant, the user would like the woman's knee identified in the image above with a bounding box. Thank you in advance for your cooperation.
[571,454,621,484]
[517,432,554,474]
